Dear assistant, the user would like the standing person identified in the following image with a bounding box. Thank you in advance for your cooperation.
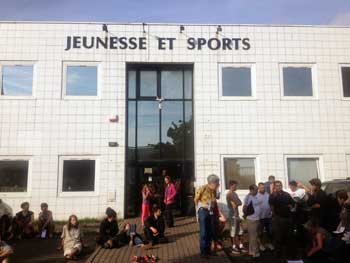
[226,180,245,254]
[264,175,275,194]
[243,184,262,258]
[96,208,119,249]
[194,174,219,259]
[300,178,329,230]
[144,205,167,246]
[38,203,54,238]
[163,176,177,228]
[0,200,12,241]
[288,181,306,200]
[211,187,226,252]
[12,202,35,239]
[257,182,274,251]
[141,184,153,227]
[60,215,84,260]
[269,180,295,262]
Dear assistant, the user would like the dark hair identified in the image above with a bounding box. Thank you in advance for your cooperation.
[274,180,283,186]
[268,175,275,180]
[309,178,321,188]
[258,182,265,187]
[40,202,48,208]
[336,190,349,201]
[21,202,29,209]
[106,207,117,218]
[67,214,79,231]
[289,180,298,187]
[229,180,238,186]
[164,175,171,182]
[152,204,161,213]
[249,184,257,191]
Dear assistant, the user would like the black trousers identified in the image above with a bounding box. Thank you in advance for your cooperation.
[272,215,292,260]
[96,235,119,248]
[144,220,166,245]
[0,215,11,240]
[164,203,175,227]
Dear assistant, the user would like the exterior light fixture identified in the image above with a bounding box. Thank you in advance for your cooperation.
[142,23,147,33]
[216,25,222,34]
[102,24,108,33]
[180,25,185,33]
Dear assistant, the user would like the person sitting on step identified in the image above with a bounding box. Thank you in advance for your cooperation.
[144,205,168,246]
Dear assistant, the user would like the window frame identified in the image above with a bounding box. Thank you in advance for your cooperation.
[284,154,323,187]
[0,61,36,99]
[218,63,257,100]
[58,155,99,197]
[221,154,260,195]
[62,61,101,100]
[279,63,318,100]
[0,156,32,197]
[339,64,350,100]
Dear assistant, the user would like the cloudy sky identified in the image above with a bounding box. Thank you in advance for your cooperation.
[0,0,350,25]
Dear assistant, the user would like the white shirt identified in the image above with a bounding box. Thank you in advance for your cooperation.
[257,192,271,219]
[244,194,262,221]
[288,188,306,200]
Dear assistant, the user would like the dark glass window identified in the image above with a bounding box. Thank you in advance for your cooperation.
[140,71,157,97]
[341,67,350,97]
[184,70,193,99]
[283,67,313,96]
[128,70,136,99]
[161,101,183,159]
[62,160,95,192]
[127,101,136,161]
[161,71,183,99]
[1,66,33,96]
[0,160,29,192]
[222,67,252,96]
[137,101,160,160]
[224,158,256,189]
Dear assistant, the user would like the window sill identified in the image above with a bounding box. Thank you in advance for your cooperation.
[280,96,318,101]
[219,96,257,101]
[0,96,36,100]
[62,96,101,100]
[0,192,31,198]
[58,191,99,198]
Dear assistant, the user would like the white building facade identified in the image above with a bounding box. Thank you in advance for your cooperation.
[1,22,350,219]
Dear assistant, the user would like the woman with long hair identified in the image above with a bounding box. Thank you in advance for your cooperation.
[60,215,84,260]
[141,184,153,227]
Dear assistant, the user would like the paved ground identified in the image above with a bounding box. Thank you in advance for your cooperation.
[7,217,283,263]
[87,217,231,263]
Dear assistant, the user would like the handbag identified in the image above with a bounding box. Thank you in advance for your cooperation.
[243,200,255,217]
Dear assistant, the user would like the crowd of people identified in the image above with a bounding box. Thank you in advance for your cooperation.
[0,171,177,262]
[195,174,350,263]
[1,171,350,263]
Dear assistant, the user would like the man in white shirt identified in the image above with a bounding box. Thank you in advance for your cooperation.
[287,181,306,200]
[257,182,274,252]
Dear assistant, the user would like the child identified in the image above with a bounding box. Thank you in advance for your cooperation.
[38,203,54,238]
[60,215,83,260]
[96,207,119,249]
[12,202,35,239]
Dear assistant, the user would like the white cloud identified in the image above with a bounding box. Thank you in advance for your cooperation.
[329,12,350,25]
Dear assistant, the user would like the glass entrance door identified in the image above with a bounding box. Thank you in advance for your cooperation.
[125,64,194,217]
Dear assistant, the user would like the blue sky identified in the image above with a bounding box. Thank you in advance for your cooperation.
[1,0,350,25]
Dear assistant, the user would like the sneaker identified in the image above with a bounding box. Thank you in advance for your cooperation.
[231,247,240,255]
[240,246,248,253]
[259,244,266,251]
[266,243,274,250]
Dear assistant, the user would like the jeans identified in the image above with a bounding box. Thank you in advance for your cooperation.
[198,208,213,255]
[259,217,272,245]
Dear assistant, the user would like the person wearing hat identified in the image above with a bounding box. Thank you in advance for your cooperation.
[96,207,119,249]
